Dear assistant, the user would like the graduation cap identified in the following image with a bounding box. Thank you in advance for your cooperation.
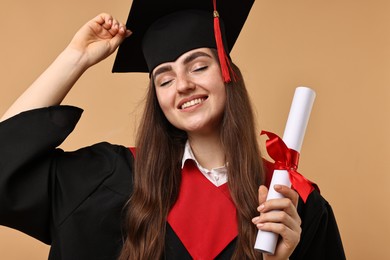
[112,0,255,82]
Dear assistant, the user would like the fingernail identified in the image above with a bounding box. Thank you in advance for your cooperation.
[258,204,265,211]
[257,223,264,228]
[274,184,281,190]
[252,217,259,223]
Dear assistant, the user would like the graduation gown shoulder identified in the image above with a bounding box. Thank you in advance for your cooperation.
[291,190,346,259]
[0,106,134,259]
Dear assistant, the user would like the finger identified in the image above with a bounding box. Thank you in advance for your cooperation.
[258,185,268,208]
[105,18,120,36]
[252,185,268,223]
[124,28,132,37]
[255,209,301,232]
[259,197,293,212]
[109,27,131,49]
[274,184,300,207]
[258,197,301,225]
[118,23,131,36]
[257,222,301,248]
[96,13,113,30]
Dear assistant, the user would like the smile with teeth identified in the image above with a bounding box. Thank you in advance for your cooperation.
[181,98,206,109]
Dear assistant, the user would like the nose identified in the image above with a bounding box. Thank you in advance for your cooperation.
[176,73,196,93]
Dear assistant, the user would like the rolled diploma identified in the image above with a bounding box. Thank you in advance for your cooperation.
[254,86,316,254]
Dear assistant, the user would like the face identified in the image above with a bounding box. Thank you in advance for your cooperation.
[153,48,226,136]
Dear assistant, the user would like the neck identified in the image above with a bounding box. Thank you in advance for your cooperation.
[187,131,225,170]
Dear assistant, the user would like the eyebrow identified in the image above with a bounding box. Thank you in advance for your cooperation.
[152,51,213,79]
[152,65,172,79]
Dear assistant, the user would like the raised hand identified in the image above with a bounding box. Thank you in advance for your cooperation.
[68,13,132,68]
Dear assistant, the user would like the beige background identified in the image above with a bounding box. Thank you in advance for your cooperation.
[1,0,389,259]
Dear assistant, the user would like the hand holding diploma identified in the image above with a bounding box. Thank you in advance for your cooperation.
[253,87,317,257]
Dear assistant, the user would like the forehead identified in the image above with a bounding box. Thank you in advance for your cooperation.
[152,48,216,73]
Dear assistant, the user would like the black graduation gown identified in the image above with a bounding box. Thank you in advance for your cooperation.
[0,106,346,259]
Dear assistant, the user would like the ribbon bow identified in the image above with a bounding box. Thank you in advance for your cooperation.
[261,130,319,203]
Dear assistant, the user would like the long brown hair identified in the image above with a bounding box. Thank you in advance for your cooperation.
[119,54,264,259]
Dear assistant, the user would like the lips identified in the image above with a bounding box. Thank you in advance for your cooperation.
[179,96,208,109]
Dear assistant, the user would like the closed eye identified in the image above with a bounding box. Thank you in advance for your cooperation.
[192,65,208,73]
[160,79,173,87]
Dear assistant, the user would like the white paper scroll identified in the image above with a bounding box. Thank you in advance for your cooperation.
[254,86,316,254]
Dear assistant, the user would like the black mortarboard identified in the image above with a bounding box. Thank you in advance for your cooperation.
[112,0,255,82]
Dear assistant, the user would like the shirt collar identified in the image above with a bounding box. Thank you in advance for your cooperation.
[182,140,197,169]
[182,141,228,186]
[182,141,227,171]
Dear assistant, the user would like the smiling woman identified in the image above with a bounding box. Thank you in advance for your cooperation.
[0,0,346,259]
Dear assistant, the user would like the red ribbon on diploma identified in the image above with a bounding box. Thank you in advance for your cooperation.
[261,130,319,203]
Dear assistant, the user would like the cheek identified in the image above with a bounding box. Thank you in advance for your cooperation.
[155,89,173,115]
[213,82,227,107]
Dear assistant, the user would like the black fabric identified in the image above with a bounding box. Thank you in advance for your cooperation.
[141,10,225,73]
[0,106,82,244]
[291,190,346,260]
[0,106,346,259]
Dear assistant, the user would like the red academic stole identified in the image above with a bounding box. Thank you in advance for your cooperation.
[167,160,238,259]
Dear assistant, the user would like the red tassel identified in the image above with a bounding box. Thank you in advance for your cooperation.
[213,0,236,83]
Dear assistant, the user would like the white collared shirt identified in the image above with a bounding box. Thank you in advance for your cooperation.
[181,141,228,187]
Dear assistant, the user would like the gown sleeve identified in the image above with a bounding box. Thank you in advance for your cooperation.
[291,190,346,260]
[0,106,83,244]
